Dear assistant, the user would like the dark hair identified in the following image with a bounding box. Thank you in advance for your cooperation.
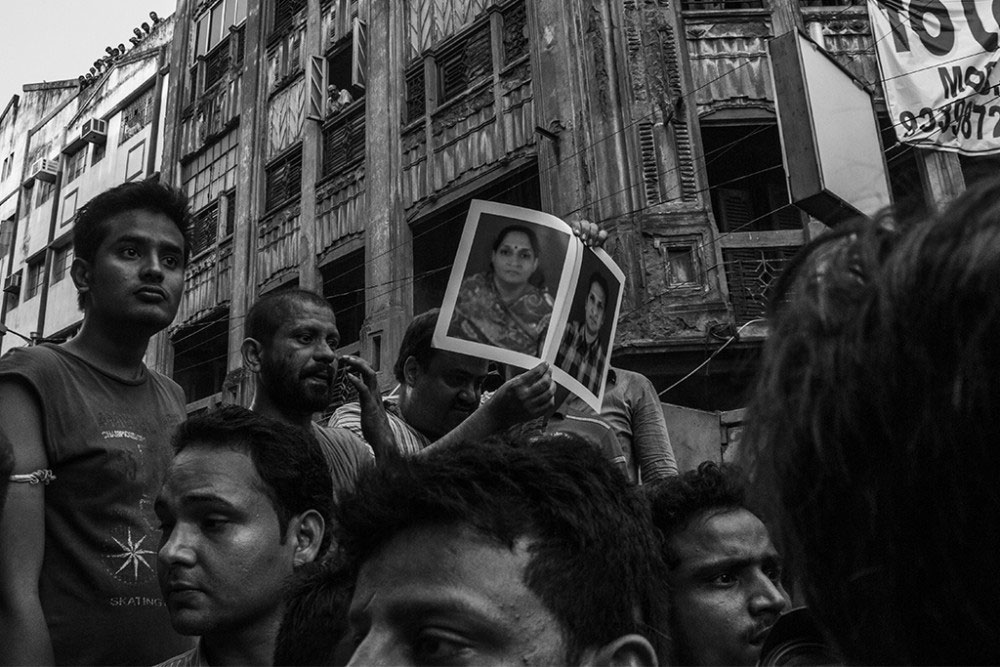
[73,180,191,309]
[173,405,334,555]
[588,271,609,303]
[648,461,748,568]
[245,289,335,346]
[335,432,669,662]
[742,180,1000,664]
[274,558,354,666]
[392,308,439,384]
[491,224,541,257]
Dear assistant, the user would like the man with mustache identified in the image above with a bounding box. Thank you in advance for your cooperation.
[649,461,790,666]
[329,308,556,458]
[242,289,374,491]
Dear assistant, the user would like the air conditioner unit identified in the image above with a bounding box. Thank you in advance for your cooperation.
[29,158,60,184]
[81,118,108,144]
[3,273,22,295]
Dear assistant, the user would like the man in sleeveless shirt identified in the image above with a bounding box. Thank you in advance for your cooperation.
[241,289,375,494]
[0,181,194,664]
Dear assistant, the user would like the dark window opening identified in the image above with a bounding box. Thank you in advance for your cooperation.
[405,62,425,123]
[172,310,230,404]
[224,189,237,237]
[321,248,364,347]
[203,36,232,89]
[701,122,802,233]
[326,43,365,104]
[265,145,302,211]
[502,0,529,65]
[52,244,73,283]
[879,113,926,221]
[26,258,45,300]
[437,23,492,104]
[412,164,541,314]
[272,0,306,38]
[191,202,220,257]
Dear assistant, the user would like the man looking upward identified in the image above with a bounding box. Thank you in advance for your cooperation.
[0,181,193,664]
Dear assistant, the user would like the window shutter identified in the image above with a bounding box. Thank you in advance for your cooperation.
[352,17,367,90]
[308,55,327,120]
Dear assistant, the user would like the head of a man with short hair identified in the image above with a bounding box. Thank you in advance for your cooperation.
[155,406,332,661]
[392,309,488,439]
[242,289,342,422]
[649,461,789,666]
[334,431,667,665]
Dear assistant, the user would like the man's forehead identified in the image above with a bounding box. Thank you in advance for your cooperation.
[275,301,338,331]
[670,508,777,565]
[163,444,266,502]
[429,350,489,375]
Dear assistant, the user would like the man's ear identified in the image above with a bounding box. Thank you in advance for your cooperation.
[402,355,421,387]
[70,257,92,297]
[241,337,263,372]
[289,509,325,567]
[582,634,658,667]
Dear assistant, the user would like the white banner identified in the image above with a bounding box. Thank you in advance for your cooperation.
[868,0,1000,154]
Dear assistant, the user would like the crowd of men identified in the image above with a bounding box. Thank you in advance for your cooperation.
[0,178,997,666]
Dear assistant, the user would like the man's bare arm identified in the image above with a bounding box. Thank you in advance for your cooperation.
[422,362,556,455]
[339,355,399,462]
[0,380,54,665]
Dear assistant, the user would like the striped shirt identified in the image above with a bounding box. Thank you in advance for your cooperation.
[328,389,430,457]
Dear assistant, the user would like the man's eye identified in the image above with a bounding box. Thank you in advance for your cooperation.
[121,247,139,258]
[201,517,228,531]
[412,632,472,665]
[163,255,181,269]
[710,572,738,586]
[764,565,783,582]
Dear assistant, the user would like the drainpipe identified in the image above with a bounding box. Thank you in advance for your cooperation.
[35,174,63,341]
[146,45,168,179]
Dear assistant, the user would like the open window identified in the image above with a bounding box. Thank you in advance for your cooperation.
[321,247,365,347]
[700,121,803,233]
[172,309,230,404]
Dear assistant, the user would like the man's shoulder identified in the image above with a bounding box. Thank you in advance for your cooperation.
[153,643,207,667]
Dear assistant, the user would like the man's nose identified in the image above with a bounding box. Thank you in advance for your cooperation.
[141,254,165,281]
[158,525,196,568]
[748,572,790,617]
[346,632,406,667]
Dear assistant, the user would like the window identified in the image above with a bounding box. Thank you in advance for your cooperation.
[194,0,248,58]
[663,245,699,287]
[191,202,220,257]
[37,181,55,207]
[3,270,22,312]
[21,185,33,215]
[700,122,802,233]
[272,0,306,37]
[722,246,798,324]
[26,257,45,300]
[119,88,155,145]
[172,310,230,404]
[224,189,237,237]
[203,36,232,89]
[91,141,106,165]
[321,248,364,346]
[64,147,87,184]
[405,62,425,123]
[265,146,302,211]
[436,22,492,104]
[52,244,73,283]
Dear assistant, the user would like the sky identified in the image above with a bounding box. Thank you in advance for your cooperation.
[0,0,180,110]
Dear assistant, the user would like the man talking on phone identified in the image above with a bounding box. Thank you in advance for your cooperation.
[241,289,376,494]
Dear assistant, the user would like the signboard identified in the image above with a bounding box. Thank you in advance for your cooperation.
[769,31,892,221]
[868,0,1000,154]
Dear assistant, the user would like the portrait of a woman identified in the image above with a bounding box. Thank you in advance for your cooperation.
[447,224,554,355]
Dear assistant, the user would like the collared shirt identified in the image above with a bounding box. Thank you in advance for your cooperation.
[555,320,607,395]
[328,387,430,457]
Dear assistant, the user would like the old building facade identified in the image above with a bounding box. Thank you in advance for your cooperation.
[0,16,175,355]
[6,0,983,423]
